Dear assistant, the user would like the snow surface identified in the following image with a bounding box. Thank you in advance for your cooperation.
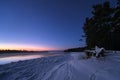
[0,51,120,80]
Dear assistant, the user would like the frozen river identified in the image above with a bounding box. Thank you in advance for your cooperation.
[0,52,64,65]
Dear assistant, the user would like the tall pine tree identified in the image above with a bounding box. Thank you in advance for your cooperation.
[112,0,120,50]
[83,1,114,49]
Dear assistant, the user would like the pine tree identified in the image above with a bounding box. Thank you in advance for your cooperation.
[83,1,114,49]
[112,0,120,50]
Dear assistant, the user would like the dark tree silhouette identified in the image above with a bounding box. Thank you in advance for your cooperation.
[111,0,120,50]
[83,1,120,50]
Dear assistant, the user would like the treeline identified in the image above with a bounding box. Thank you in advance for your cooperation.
[0,50,48,53]
[64,47,86,52]
[83,0,120,50]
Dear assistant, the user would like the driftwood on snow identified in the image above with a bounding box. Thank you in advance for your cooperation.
[84,46,105,58]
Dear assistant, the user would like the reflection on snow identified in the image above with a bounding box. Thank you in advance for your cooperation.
[0,55,44,65]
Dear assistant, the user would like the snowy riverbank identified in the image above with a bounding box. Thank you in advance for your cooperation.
[0,51,120,80]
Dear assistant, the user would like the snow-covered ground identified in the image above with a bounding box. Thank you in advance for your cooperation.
[0,51,120,80]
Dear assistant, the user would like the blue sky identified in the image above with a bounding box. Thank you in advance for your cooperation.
[0,0,116,50]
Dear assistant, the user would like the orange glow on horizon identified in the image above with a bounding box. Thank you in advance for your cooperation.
[0,43,55,51]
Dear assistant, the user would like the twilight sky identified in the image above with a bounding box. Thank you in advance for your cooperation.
[0,0,116,51]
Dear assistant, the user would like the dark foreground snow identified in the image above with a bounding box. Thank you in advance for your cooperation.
[0,51,120,80]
